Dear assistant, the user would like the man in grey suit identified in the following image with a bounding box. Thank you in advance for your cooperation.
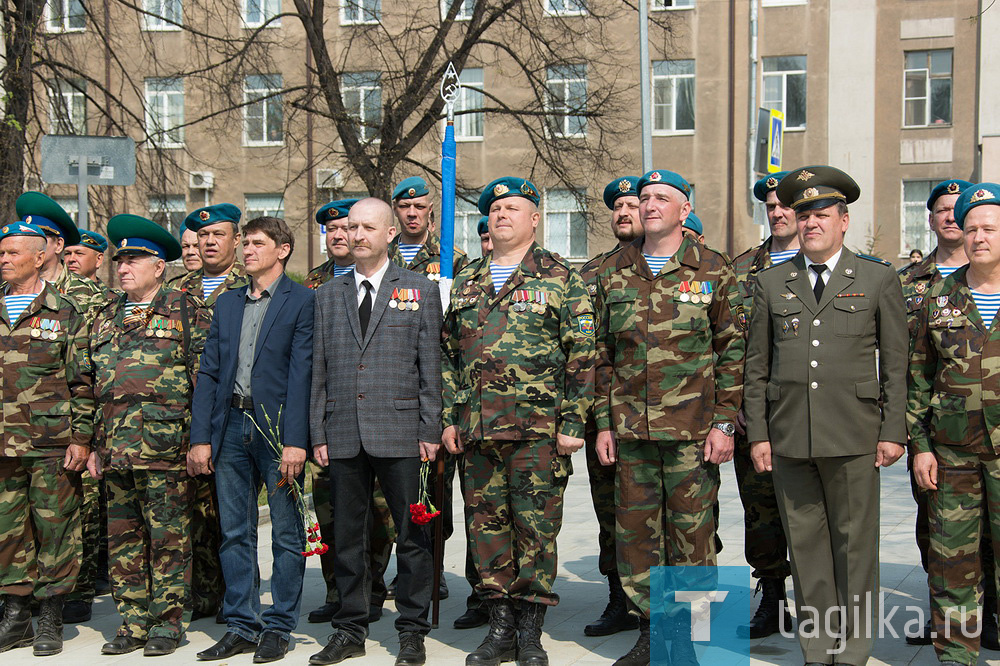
[308,198,443,666]
[744,166,908,666]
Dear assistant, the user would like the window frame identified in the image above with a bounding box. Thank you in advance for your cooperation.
[903,49,953,129]
[45,0,86,32]
[650,0,694,10]
[341,71,382,143]
[242,0,281,28]
[454,68,484,142]
[144,78,185,148]
[543,0,587,16]
[340,0,380,25]
[899,179,936,258]
[142,0,182,30]
[48,79,87,135]
[148,195,187,237]
[242,74,284,147]
[652,59,696,135]
[244,194,286,219]
[543,188,588,260]
[454,194,484,259]
[440,0,474,20]
[545,64,588,139]
[762,55,807,131]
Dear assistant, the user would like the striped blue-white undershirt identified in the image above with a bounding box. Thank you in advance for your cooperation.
[398,244,423,265]
[4,294,38,322]
[202,275,227,299]
[332,264,355,278]
[937,264,962,278]
[643,254,671,275]
[972,290,1000,327]
[125,302,152,309]
[489,263,519,293]
[769,249,798,265]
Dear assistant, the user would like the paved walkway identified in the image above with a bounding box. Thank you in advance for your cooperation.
[7,458,996,664]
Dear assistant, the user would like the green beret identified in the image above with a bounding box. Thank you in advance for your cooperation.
[752,171,791,202]
[636,169,691,198]
[603,177,639,210]
[316,199,361,225]
[15,192,80,246]
[776,165,860,212]
[955,183,1000,230]
[71,229,109,252]
[0,222,47,242]
[392,177,429,201]
[184,203,242,233]
[108,214,182,262]
[682,212,703,235]
[927,179,973,210]
[477,215,489,236]
[478,177,540,215]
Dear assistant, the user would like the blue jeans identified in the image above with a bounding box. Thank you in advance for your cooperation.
[215,407,305,641]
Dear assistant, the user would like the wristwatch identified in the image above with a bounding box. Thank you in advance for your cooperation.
[712,422,736,437]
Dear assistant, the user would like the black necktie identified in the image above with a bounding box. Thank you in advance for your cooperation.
[811,264,828,303]
[359,280,373,337]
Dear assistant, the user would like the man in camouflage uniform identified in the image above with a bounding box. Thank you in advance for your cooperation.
[180,228,203,274]
[578,176,642,638]
[86,215,208,656]
[64,229,108,282]
[908,182,1000,666]
[728,172,798,639]
[442,177,595,666]
[593,169,744,666]
[173,203,248,621]
[0,222,93,656]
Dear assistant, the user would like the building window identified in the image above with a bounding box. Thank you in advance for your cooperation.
[653,59,695,133]
[341,0,379,24]
[544,189,587,260]
[45,0,86,31]
[546,65,587,138]
[49,79,87,135]
[53,197,79,224]
[544,0,586,16]
[762,55,806,130]
[144,78,185,147]
[455,68,484,141]
[762,0,805,5]
[342,72,382,142]
[454,195,483,259]
[143,0,181,29]
[243,0,280,27]
[149,195,187,237]
[245,194,285,219]
[651,0,694,9]
[243,74,283,146]
[441,0,474,19]
[904,49,952,127]
[901,180,935,257]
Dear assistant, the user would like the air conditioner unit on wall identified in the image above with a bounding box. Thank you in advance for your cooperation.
[316,169,342,190]
[189,171,215,190]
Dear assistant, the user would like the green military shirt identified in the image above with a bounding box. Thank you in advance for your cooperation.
[90,286,210,471]
[0,282,95,457]
[441,242,595,443]
[304,258,355,291]
[580,247,624,325]
[593,236,745,441]
[732,237,796,329]
[897,249,963,349]
[389,233,469,282]
[170,262,248,308]
[907,266,1000,457]
[52,262,112,327]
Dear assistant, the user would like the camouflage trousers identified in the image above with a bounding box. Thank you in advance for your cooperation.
[67,476,106,602]
[190,475,225,615]
[312,463,395,605]
[463,439,571,606]
[585,428,617,577]
[928,445,1000,665]
[105,467,193,640]
[616,439,719,618]
[0,456,83,598]
[733,434,791,579]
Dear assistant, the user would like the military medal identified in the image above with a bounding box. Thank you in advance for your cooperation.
[702,281,712,303]
[915,296,924,305]
[791,317,800,335]
[932,309,940,318]
[29,316,41,338]
[937,296,949,308]
[427,263,440,282]
[513,291,526,312]
[679,282,691,302]
[782,320,789,334]
[413,289,421,311]
[916,283,926,293]
[50,319,60,340]
[690,281,702,304]
[941,308,951,318]
[389,288,398,309]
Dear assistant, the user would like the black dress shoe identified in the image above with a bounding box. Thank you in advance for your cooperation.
[904,617,932,646]
[197,632,258,660]
[102,635,146,655]
[254,631,289,663]
[309,632,365,665]
[454,606,489,630]
[62,599,92,624]
[309,602,339,624]
[395,632,425,666]
[386,577,397,600]
[144,637,179,656]
[438,578,449,600]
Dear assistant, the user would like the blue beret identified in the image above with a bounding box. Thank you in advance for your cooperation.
[392,177,430,201]
[955,183,1000,230]
[776,165,860,212]
[316,199,361,225]
[602,177,639,210]
[15,192,80,246]
[71,229,109,252]
[682,212,703,235]
[478,177,540,215]
[752,171,791,202]
[108,214,182,262]
[477,215,489,236]
[927,179,974,210]
[184,203,242,233]
[636,169,691,198]
[0,222,47,242]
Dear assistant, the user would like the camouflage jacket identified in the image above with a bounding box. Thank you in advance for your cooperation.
[170,262,248,308]
[305,258,353,290]
[52,262,112,327]
[907,266,1000,457]
[0,282,95,457]
[594,236,745,441]
[90,286,210,470]
[732,237,796,328]
[389,233,469,282]
[580,247,625,323]
[897,249,961,350]
[441,242,595,442]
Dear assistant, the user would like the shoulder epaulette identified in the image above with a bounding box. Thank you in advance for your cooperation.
[455,258,484,280]
[857,253,892,266]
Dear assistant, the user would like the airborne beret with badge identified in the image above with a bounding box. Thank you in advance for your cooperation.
[602,176,639,210]
[636,169,691,198]
[927,179,973,211]
[478,177,540,215]
[15,191,81,246]
[392,176,430,202]
[682,212,703,235]
[0,222,47,242]
[108,214,182,262]
[70,229,109,253]
[752,171,791,202]
[775,165,860,213]
[183,203,242,233]
[315,199,361,225]
[477,215,489,236]
[954,182,1000,229]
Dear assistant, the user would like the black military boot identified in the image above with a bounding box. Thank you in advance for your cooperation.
[613,618,650,666]
[585,572,639,636]
[466,599,517,666]
[0,595,33,653]
[670,611,699,666]
[983,594,1000,651]
[736,577,793,638]
[33,596,64,656]
[516,601,548,666]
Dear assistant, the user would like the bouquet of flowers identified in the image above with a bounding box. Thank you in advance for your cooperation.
[250,405,328,557]
[409,458,441,525]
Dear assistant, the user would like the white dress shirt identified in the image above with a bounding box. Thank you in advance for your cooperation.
[804,247,843,290]
[354,257,391,303]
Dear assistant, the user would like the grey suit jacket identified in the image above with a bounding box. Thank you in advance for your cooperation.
[309,260,443,458]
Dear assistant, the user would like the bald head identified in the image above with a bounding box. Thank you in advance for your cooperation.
[349,198,394,230]
[349,197,397,269]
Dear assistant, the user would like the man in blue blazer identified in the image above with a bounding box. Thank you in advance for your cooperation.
[188,216,315,663]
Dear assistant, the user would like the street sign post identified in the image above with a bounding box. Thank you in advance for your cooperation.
[40,135,136,230]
